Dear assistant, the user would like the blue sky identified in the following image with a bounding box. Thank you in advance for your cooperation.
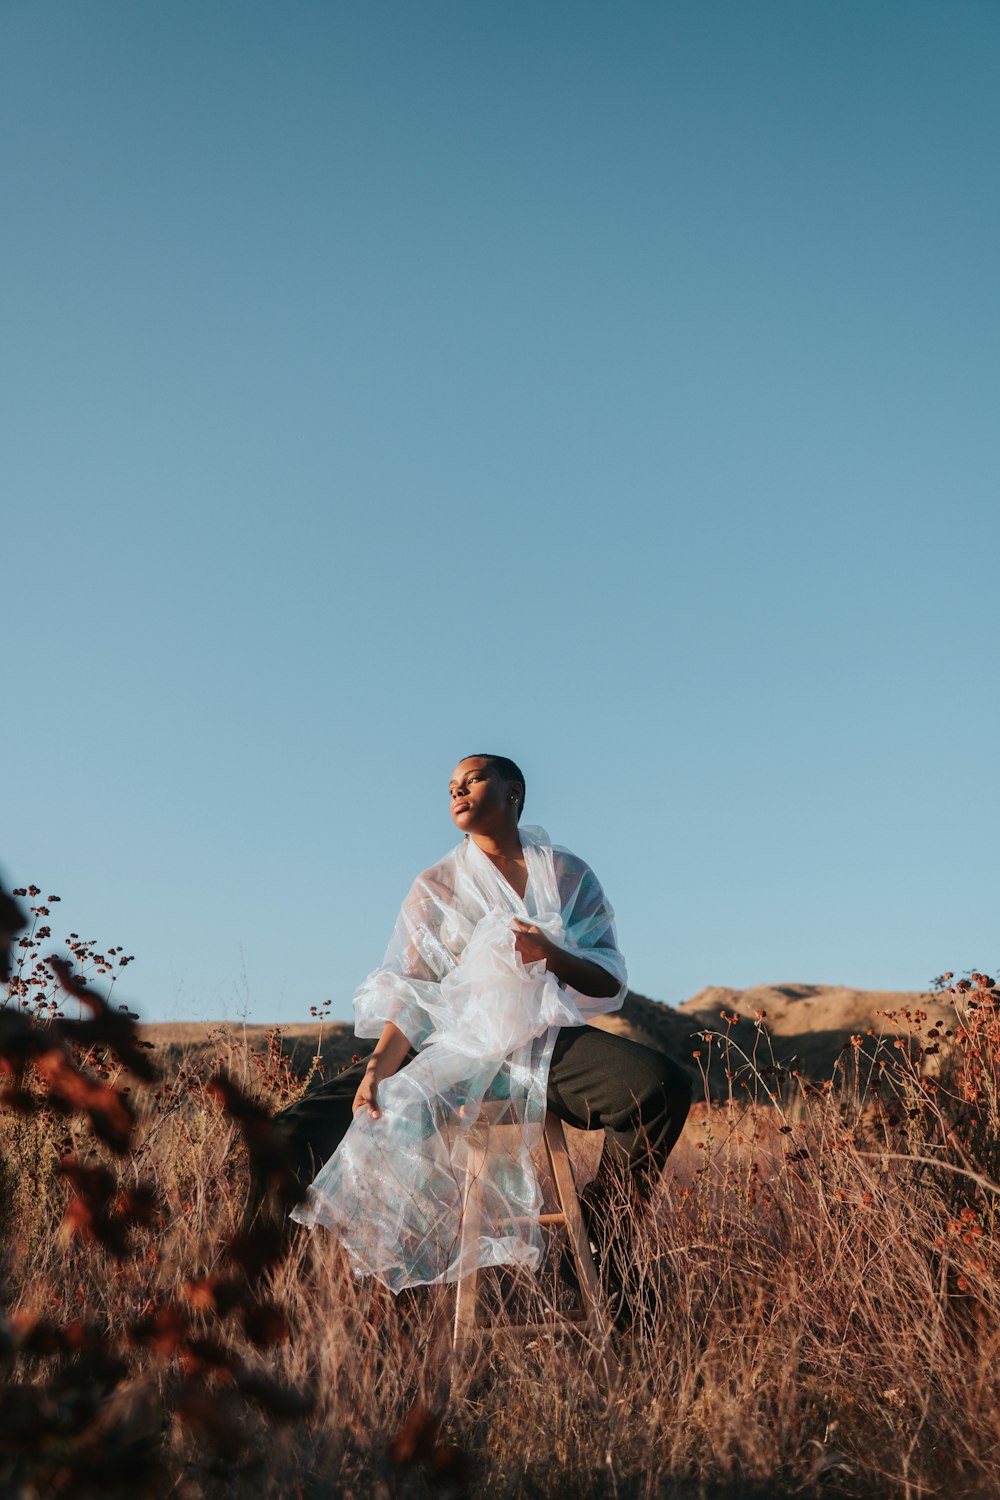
[4,1,997,1026]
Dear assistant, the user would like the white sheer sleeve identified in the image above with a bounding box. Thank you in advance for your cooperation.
[550,850,627,1019]
[352,870,460,1050]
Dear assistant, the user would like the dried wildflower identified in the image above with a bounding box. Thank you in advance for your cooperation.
[390,1401,470,1486]
[183,1275,248,1317]
[35,1049,136,1154]
[240,1301,289,1348]
[128,1303,191,1356]
[174,1380,245,1455]
[47,955,158,1083]
[224,1222,288,1279]
[235,1369,314,1420]
[207,1069,306,1208]
[179,1334,237,1378]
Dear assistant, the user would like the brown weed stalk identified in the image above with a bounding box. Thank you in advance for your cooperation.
[3,882,1000,1496]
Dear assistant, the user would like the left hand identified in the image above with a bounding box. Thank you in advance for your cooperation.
[512,919,555,969]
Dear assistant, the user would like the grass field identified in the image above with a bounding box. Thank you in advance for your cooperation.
[2,893,998,1497]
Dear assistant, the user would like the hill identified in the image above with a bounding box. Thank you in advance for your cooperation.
[590,980,951,1077]
[142,981,953,1092]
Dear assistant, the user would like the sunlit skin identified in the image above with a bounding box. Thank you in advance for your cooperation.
[448,756,529,897]
[353,756,620,1118]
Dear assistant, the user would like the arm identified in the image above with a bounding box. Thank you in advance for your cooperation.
[352,1019,413,1120]
[512,921,622,999]
[353,872,456,1056]
[512,852,628,1015]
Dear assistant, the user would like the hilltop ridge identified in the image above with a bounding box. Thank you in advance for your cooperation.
[142,981,951,1086]
[587,980,952,1083]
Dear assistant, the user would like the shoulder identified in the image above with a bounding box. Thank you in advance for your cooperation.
[407,843,463,903]
[550,844,592,878]
[519,827,604,895]
[550,845,604,896]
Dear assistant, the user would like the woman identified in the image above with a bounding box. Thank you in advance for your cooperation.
[253,755,691,1302]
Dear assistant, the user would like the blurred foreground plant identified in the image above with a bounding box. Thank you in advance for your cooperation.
[0,883,316,1497]
[4,878,1000,1497]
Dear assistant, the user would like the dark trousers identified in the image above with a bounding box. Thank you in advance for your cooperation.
[247,1025,691,1246]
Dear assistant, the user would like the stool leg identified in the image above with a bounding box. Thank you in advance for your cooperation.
[544,1115,609,1342]
[452,1135,487,1349]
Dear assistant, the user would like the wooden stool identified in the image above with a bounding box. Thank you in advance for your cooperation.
[451,1105,611,1351]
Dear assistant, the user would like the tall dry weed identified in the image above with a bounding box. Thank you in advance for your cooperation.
[2,883,998,1497]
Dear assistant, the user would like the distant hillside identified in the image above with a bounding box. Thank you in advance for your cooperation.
[142,981,953,1093]
[589,981,952,1079]
[139,1020,362,1082]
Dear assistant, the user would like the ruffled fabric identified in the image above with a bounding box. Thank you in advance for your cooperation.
[290,826,626,1291]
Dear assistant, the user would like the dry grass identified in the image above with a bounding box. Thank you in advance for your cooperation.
[2,888,999,1498]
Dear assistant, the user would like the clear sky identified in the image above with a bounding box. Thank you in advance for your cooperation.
[4,1,997,1027]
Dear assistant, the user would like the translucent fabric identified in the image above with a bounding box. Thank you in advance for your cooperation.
[290,825,627,1291]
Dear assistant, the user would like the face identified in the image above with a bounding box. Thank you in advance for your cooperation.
[449,757,519,836]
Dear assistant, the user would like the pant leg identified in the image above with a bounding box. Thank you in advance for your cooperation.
[245,1023,692,1246]
[253,1026,691,1220]
[544,1025,691,1312]
[545,1024,692,1205]
[242,1048,415,1231]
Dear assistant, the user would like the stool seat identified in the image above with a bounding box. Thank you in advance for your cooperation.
[451,1109,611,1350]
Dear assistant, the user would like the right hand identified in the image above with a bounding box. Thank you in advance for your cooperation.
[352,1062,384,1119]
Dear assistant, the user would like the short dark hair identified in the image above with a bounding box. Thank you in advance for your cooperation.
[462,753,526,820]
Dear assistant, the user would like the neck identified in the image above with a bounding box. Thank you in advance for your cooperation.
[470,827,523,861]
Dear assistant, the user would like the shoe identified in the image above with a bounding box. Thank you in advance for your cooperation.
[557,1230,602,1299]
[557,1194,625,1304]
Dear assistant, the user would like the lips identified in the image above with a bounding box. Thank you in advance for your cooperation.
[452,801,472,816]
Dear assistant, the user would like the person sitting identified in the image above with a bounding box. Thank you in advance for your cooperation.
[244,754,692,1317]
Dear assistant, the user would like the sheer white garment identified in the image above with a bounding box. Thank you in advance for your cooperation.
[290,825,627,1291]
